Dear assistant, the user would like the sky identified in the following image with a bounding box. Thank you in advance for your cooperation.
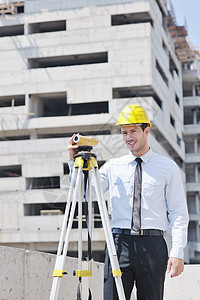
[170,0,200,48]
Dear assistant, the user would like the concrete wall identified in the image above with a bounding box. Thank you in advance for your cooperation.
[24,0,164,14]
[0,245,199,300]
[164,265,200,300]
[0,246,104,300]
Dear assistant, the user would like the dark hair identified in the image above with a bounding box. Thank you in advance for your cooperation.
[139,124,149,131]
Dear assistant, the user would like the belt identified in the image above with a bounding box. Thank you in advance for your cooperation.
[112,228,163,236]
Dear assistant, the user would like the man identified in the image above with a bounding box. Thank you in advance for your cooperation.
[68,104,189,300]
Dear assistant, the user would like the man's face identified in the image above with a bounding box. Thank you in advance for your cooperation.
[121,125,150,157]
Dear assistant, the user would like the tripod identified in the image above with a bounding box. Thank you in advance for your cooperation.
[49,149,126,300]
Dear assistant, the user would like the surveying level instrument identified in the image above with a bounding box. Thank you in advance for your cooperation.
[73,134,98,148]
[49,135,126,300]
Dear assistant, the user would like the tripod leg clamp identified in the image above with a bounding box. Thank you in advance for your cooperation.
[73,155,98,170]
[74,157,84,168]
[75,270,92,277]
[112,269,122,277]
[53,270,66,277]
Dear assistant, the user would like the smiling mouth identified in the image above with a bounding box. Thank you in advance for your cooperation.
[128,141,136,146]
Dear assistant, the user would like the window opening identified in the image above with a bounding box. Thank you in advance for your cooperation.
[28,52,108,69]
[26,176,60,189]
[111,12,153,26]
[0,165,22,178]
[156,60,168,86]
[28,20,66,34]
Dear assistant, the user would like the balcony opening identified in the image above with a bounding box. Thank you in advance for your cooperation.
[111,12,153,27]
[25,201,104,228]
[184,107,193,125]
[198,165,200,183]
[67,101,108,116]
[156,60,168,86]
[0,135,30,141]
[182,62,193,71]
[175,94,180,106]
[183,90,193,97]
[183,82,193,97]
[67,250,105,263]
[0,24,24,37]
[198,110,200,124]
[0,165,22,178]
[196,86,200,96]
[26,176,60,189]
[16,4,24,14]
[28,52,108,69]
[185,137,195,154]
[113,86,162,109]
[28,20,66,34]
[30,92,108,117]
[169,54,179,77]
[187,192,197,214]
[72,201,103,229]
[30,92,67,117]
[98,161,106,168]
[0,95,25,107]
[63,163,70,175]
[186,165,195,183]
[188,221,197,242]
[184,107,200,125]
[24,202,65,216]
[177,135,181,146]
[170,114,175,127]
[38,130,111,139]
[162,40,168,56]
[198,136,200,153]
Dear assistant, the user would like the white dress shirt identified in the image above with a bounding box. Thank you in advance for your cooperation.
[69,149,189,259]
[98,149,189,259]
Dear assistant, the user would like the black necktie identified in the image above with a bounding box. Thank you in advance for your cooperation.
[132,157,143,232]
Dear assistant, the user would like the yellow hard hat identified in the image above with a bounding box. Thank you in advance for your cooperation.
[115,104,151,127]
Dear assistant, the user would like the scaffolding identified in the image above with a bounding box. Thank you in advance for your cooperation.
[167,3,195,64]
[169,25,195,63]
[0,1,24,15]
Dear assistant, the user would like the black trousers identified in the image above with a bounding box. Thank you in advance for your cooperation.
[104,234,168,300]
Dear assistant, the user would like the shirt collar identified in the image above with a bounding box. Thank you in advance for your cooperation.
[128,148,152,163]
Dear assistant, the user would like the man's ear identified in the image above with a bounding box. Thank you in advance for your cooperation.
[144,126,150,136]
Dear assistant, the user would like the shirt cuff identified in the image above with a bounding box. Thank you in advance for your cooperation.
[169,247,184,259]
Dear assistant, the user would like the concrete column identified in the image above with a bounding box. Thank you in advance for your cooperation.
[195,192,199,214]
[192,84,196,97]
[193,109,197,125]
[196,225,200,243]
[194,137,198,154]
[30,131,37,139]
[24,22,29,35]
[195,165,198,183]
[195,222,198,241]
[198,137,200,153]
[199,164,200,183]
[196,193,200,242]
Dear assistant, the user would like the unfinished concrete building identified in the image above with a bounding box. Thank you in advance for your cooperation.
[170,29,200,263]
[0,0,188,262]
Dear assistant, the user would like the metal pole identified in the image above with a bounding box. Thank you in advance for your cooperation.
[50,167,82,300]
[93,167,126,300]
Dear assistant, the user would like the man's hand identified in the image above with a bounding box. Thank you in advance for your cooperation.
[167,257,184,278]
[68,134,79,161]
